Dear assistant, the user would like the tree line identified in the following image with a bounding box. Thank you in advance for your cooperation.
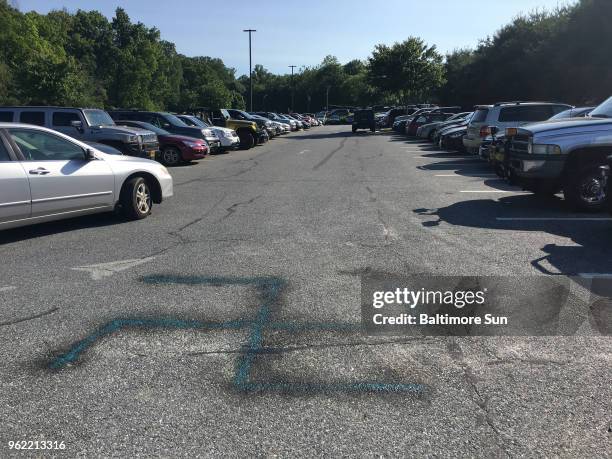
[0,0,609,113]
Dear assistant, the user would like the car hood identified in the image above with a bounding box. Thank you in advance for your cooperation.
[518,117,612,135]
[100,125,154,136]
[96,151,155,164]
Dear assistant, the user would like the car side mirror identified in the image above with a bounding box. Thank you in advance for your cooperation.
[71,120,84,132]
[84,148,96,160]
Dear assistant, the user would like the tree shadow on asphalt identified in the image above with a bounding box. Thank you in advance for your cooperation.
[413,195,612,275]
[0,213,127,245]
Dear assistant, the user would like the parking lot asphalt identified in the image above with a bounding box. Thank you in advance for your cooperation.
[0,125,610,457]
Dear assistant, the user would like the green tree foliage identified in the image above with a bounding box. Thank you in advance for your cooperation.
[0,2,242,110]
[1,0,610,112]
[367,37,445,104]
[439,0,612,107]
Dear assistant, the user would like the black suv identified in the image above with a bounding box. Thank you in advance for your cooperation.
[108,110,220,152]
[352,110,376,133]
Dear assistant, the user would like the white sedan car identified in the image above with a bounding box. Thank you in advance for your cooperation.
[0,123,173,230]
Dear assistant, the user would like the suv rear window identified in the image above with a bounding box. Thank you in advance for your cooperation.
[52,112,80,126]
[19,111,45,126]
[0,111,14,122]
[498,105,553,122]
[471,109,489,123]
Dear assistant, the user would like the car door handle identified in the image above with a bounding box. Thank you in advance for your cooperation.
[29,167,50,175]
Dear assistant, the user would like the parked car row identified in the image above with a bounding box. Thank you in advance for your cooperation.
[0,104,322,230]
[0,106,323,169]
[401,98,612,213]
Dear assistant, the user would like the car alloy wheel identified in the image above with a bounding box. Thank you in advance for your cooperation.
[136,182,151,214]
[162,148,181,166]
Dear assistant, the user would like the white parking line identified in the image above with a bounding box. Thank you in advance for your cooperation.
[298,149,310,155]
[496,217,612,221]
[72,257,155,280]
[435,174,498,177]
[460,190,525,193]
[419,155,474,159]
[0,286,16,292]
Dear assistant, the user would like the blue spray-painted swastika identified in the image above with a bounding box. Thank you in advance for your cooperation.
[49,275,423,394]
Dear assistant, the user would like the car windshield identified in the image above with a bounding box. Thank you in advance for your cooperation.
[588,96,612,118]
[181,116,209,127]
[161,113,190,126]
[83,109,115,126]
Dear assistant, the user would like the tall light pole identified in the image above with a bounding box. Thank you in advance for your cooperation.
[243,29,256,111]
[289,65,296,112]
[326,85,331,111]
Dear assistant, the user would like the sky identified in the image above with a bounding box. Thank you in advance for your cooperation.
[17,0,574,77]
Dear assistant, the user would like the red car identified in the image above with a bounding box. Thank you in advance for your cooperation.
[116,120,209,166]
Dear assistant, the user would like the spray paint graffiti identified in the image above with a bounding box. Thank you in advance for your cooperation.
[49,275,423,394]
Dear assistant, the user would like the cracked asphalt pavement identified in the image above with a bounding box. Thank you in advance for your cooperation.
[0,126,610,457]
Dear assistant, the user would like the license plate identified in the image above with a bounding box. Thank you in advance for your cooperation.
[148,150,156,159]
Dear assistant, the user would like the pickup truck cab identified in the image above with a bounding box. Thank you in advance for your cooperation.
[0,107,159,159]
[204,109,261,149]
[506,96,612,211]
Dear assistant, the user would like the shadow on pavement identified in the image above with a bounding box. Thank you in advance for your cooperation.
[0,213,127,245]
[413,196,612,275]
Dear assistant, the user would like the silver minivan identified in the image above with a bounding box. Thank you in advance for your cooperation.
[0,123,173,230]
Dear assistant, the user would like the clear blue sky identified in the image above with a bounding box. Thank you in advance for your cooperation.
[18,0,573,77]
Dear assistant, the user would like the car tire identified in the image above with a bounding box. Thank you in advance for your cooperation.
[564,163,608,212]
[239,131,255,150]
[161,147,182,166]
[121,176,152,220]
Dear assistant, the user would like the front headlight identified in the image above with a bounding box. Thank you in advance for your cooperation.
[184,140,204,148]
[127,135,138,143]
[201,129,214,137]
[529,143,561,155]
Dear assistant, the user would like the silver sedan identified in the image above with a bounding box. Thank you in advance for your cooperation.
[0,123,173,230]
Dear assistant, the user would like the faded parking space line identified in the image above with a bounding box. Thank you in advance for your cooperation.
[72,257,156,280]
[497,217,612,221]
[435,174,498,177]
[0,286,17,292]
[460,190,527,194]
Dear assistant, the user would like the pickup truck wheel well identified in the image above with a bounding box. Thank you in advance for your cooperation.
[236,127,255,136]
[564,147,611,178]
[121,172,162,204]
